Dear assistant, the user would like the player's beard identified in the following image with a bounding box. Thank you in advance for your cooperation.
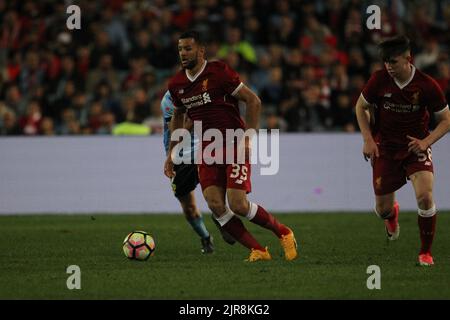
[184,59,197,70]
[182,52,199,70]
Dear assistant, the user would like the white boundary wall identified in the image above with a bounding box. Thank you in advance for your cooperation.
[0,134,449,214]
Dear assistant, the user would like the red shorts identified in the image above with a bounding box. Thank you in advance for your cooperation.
[372,147,433,195]
[198,163,252,193]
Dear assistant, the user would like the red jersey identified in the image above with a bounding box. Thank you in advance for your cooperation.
[168,60,245,135]
[361,66,447,149]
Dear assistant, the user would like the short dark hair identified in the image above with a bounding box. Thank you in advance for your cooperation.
[378,35,411,62]
[179,30,205,46]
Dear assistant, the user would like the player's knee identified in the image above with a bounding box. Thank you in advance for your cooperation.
[229,199,249,216]
[375,204,393,219]
[207,199,226,217]
[182,204,198,219]
[417,192,433,211]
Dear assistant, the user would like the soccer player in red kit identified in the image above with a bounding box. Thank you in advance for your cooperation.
[164,31,298,262]
[355,36,450,266]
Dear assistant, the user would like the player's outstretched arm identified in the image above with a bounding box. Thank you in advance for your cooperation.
[407,107,450,153]
[355,94,379,162]
[164,108,185,178]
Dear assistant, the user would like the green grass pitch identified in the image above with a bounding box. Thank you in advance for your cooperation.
[0,212,449,299]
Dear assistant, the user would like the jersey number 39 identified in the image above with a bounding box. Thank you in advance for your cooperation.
[230,164,248,185]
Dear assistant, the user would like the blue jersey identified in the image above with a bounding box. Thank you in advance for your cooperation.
[161,90,198,161]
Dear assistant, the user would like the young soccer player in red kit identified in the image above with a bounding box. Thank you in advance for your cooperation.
[355,36,450,266]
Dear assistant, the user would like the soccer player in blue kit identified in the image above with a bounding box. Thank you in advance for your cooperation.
[161,90,235,253]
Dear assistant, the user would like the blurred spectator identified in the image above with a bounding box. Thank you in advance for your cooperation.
[97,111,116,135]
[144,98,164,135]
[282,49,303,91]
[218,27,257,66]
[5,51,22,83]
[19,100,42,135]
[170,0,194,30]
[72,92,89,127]
[94,81,123,122]
[190,4,210,36]
[90,29,124,70]
[133,87,151,122]
[302,14,332,57]
[329,63,350,92]
[120,95,137,123]
[263,111,288,132]
[0,9,22,51]
[343,6,364,47]
[101,7,131,57]
[270,15,298,48]
[18,50,44,94]
[112,92,150,136]
[3,84,26,114]
[299,84,333,132]
[122,56,148,91]
[347,47,368,77]
[146,19,178,69]
[435,61,450,94]
[87,100,103,133]
[141,70,159,98]
[86,54,120,93]
[49,55,82,105]
[129,30,152,63]
[0,109,21,135]
[58,108,80,135]
[48,80,77,122]
[76,46,91,79]
[260,67,285,109]
[415,39,440,71]
[250,52,272,93]
[331,91,356,132]
[40,116,56,136]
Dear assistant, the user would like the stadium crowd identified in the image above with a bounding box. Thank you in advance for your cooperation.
[0,0,449,136]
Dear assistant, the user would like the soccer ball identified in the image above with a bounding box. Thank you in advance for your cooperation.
[122,231,156,261]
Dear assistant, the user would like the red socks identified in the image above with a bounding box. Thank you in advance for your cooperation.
[248,203,290,238]
[219,203,290,251]
[221,216,264,251]
[418,214,437,254]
